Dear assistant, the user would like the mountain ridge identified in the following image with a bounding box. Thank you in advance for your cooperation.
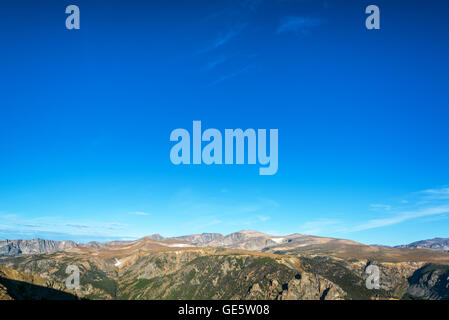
[1,232,448,257]
[1,232,449,300]
[395,238,449,252]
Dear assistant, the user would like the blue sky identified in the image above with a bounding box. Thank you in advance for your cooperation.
[0,0,448,245]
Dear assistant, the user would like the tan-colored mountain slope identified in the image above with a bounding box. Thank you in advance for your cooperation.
[268,240,449,264]
[3,231,448,266]
[1,232,449,300]
[0,247,346,300]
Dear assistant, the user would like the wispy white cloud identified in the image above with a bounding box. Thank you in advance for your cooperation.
[65,224,90,229]
[277,16,324,34]
[241,0,265,11]
[353,206,449,232]
[256,215,270,222]
[205,55,229,71]
[209,63,252,86]
[0,214,134,240]
[182,217,223,232]
[370,204,392,211]
[213,30,238,48]
[299,186,449,236]
[298,219,344,235]
[419,187,449,200]
[129,211,150,216]
[199,24,247,54]
[166,188,278,234]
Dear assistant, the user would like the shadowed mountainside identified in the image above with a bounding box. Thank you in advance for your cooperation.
[0,266,79,300]
[404,264,449,300]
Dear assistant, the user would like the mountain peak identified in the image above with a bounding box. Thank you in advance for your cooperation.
[396,238,449,252]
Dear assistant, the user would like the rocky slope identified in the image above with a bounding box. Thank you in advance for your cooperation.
[0,238,448,300]
[1,232,449,300]
[0,238,129,256]
[0,239,81,256]
[168,230,351,252]
[0,266,79,300]
[118,250,346,300]
[0,246,346,300]
[405,264,449,300]
[396,238,449,252]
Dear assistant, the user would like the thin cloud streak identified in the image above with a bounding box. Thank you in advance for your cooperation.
[299,186,449,235]
[205,55,229,71]
[419,187,449,200]
[353,206,449,232]
[129,211,150,216]
[208,64,253,86]
[198,24,247,54]
[0,214,133,240]
[370,204,392,211]
[277,16,324,34]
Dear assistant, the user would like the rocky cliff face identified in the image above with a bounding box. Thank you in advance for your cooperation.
[0,238,130,256]
[405,264,449,300]
[0,239,80,256]
[173,233,223,244]
[118,250,346,300]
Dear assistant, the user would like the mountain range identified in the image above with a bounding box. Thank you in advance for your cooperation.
[395,238,449,252]
[1,231,448,300]
[2,233,449,256]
